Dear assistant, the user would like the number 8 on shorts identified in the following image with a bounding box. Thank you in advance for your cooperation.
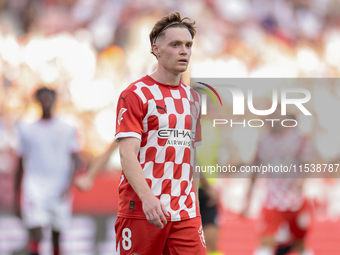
[122,228,132,250]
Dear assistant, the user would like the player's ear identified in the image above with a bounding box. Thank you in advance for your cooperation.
[152,44,160,59]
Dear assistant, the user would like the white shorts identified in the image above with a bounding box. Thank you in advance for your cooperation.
[21,192,72,231]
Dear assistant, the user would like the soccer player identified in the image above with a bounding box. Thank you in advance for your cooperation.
[245,108,314,255]
[14,87,81,255]
[114,12,206,254]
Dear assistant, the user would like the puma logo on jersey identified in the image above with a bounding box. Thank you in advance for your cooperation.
[118,108,127,125]
[121,95,127,102]
[156,105,167,114]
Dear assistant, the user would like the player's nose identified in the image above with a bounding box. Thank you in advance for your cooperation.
[179,45,188,55]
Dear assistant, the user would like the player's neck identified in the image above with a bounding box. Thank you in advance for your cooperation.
[41,112,53,119]
[150,67,181,86]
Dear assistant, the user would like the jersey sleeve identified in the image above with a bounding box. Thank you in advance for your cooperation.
[115,90,144,142]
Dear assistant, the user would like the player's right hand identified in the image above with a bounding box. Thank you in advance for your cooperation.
[74,174,93,191]
[142,195,170,229]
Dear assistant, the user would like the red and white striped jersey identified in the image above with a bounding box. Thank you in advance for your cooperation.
[257,128,313,211]
[115,75,202,221]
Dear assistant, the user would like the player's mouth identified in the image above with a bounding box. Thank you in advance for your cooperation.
[178,59,188,64]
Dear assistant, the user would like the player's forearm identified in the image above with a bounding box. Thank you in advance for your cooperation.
[86,150,111,179]
[120,152,154,201]
[86,141,118,180]
[119,137,154,201]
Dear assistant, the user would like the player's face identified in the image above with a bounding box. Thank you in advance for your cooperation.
[37,91,55,114]
[156,27,193,74]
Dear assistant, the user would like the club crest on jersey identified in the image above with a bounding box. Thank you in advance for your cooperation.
[118,108,127,125]
[198,225,206,248]
[190,103,199,119]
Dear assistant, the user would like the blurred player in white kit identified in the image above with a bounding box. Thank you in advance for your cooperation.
[14,87,81,255]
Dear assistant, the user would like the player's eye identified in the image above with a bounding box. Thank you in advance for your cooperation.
[172,43,179,47]
[186,43,192,48]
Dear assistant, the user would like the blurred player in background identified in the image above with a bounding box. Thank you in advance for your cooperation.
[14,87,81,255]
[114,12,205,254]
[245,107,314,255]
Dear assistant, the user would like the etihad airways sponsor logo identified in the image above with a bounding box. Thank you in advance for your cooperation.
[157,128,195,147]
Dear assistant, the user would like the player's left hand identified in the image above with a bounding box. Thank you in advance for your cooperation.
[142,194,170,229]
[74,174,93,191]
